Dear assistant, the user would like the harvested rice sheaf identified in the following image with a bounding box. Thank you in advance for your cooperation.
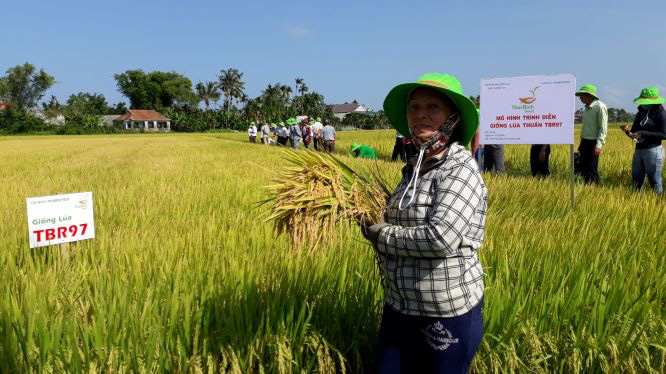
[262,150,392,250]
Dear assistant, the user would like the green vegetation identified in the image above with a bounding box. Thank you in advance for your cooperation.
[0,129,663,372]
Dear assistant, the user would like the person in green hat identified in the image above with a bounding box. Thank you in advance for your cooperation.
[287,118,302,149]
[620,87,666,194]
[360,73,487,373]
[350,143,377,159]
[575,84,608,184]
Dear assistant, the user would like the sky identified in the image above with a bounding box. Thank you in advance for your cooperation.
[2,0,665,112]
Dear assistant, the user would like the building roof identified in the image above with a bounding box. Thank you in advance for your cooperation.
[330,103,363,114]
[0,103,10,110]
[115,109,170,121]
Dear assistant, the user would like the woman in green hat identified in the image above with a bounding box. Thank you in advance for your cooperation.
[362,73,487,373]
[620,87,666,194]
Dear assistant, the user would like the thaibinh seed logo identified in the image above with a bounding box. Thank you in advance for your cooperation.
[513,85,540,113]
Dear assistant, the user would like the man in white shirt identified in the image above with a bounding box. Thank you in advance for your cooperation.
[311,117,324,151]
[247,122,257,143]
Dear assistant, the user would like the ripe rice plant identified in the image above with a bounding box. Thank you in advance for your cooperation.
[0,130,663,373]
[262,149,391,251]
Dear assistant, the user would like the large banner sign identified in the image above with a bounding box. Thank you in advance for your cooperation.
[480,74,576,144]
[27,192,95,248]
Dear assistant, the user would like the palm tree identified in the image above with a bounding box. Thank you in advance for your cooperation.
[195,81,221,110]
[218,68,246,112]
[295,77,308,97]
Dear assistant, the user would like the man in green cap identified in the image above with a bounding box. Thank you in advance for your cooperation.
[350,143,377,159]
[620,87,666,194]
[575,84,608,184]
[287,118,302,149]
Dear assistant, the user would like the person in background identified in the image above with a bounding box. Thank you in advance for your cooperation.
[575,84,608,185]
[529,144,551,178]
[272,123,279,140]
[277,121,289,146]
[403,137,418,160]
[248,121,257,143]
[260,122,271,145]
[350,143,377,159]
[288,118,302,149]
[302,118,312,150]
[362,73,486,373]
[321,120,336,153]
[621,87,666,194]
[311,117,324,151]
[391,131,406,162]
[483,144,505,174]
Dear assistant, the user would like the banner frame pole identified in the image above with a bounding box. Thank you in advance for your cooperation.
[570,144,575,208]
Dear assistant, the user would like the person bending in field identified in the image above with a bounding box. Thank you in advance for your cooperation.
[350,143,377,159]
[621,87,666,194]
[362,73,487,373]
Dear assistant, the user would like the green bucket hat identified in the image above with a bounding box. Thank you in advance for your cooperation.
[633,86,665,105]
[287,118,296,125]
[279,121,285,126]
[383,73,479,147]
[316,117,322,122]
[271,123,276,128]
[351,143,360,152]
[575,84,599,99]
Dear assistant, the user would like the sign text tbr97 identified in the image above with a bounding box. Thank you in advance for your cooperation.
[33,224,88,242]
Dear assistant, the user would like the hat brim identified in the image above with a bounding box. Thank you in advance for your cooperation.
[383,82,479,147]
[575,90,599,100]
[634,97,665,105]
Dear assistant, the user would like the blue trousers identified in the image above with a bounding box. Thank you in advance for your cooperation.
[632,145,664,194]
[375,299,484,374]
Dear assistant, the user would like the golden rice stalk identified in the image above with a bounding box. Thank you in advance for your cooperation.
[261,149,391,251]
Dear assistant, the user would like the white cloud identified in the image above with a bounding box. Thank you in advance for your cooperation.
[284,24,312,38]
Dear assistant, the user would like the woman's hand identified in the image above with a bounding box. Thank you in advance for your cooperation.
[360,219,388,249]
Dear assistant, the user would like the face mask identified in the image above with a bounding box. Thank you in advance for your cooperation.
[399,113,461,210]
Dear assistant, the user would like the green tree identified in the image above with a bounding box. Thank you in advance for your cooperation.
[218,68,245,112]
[114,70,197,110]
[110,102,128,115]
[66,92,109,114]
[195,81,221,109]
[0,63,55,110]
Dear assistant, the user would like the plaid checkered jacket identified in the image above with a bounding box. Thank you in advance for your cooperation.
[377,143,487,317]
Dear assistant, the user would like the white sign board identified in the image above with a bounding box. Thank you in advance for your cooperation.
[26,192,95,248]
[480,74,576,144]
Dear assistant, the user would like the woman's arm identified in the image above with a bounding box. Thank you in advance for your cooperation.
[376,162,485,258]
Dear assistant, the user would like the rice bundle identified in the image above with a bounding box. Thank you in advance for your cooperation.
[262,149,392,251]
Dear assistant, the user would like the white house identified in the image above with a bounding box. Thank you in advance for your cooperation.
[329,102,372,120]
[114,110,171,131]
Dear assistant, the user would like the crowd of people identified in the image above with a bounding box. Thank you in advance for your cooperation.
[247,116,338,153]
[247,84,665,194]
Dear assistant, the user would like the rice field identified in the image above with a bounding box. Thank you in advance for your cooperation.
[0,129,664,373]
